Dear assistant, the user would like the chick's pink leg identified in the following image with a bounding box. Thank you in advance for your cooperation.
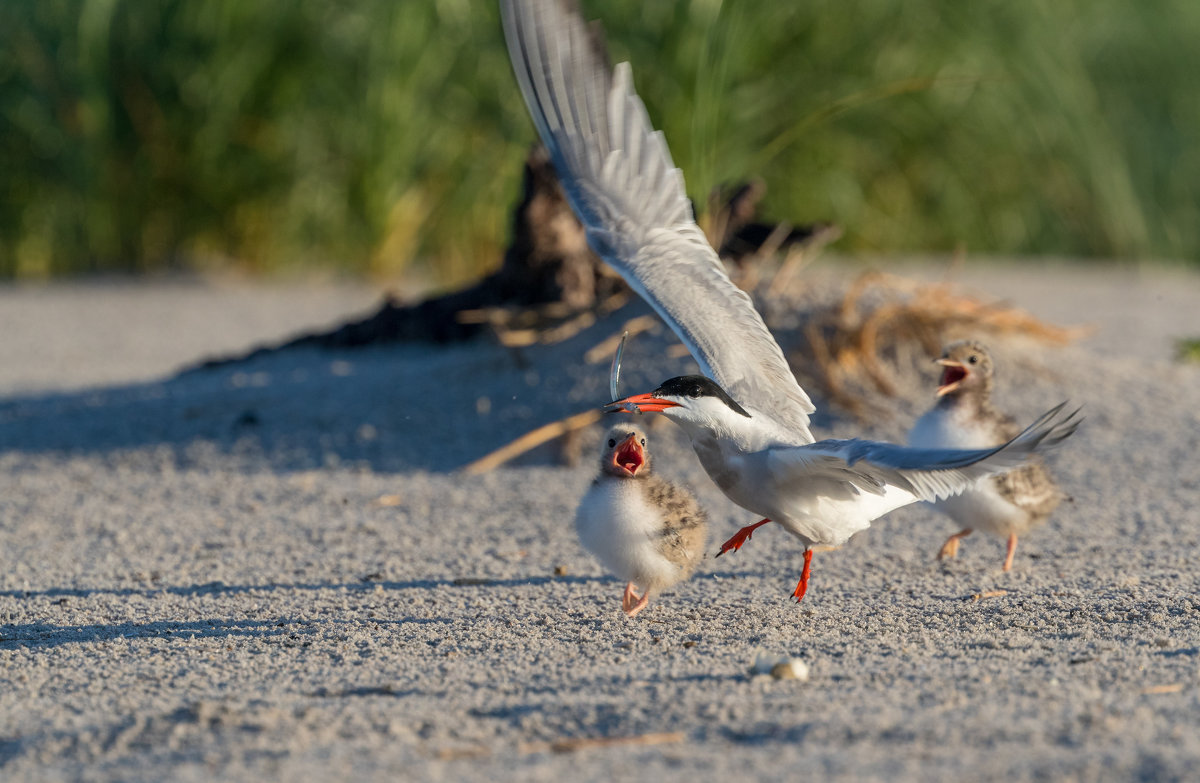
[621,582,642,613]
[1003,534,1018,572]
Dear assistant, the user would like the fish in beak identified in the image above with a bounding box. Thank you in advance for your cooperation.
[606,392,681,414]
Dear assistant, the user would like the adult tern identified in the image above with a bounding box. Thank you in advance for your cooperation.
[500,0,1080,601]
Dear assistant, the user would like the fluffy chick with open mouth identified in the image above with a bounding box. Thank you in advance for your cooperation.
[908,340,1073,571]
[575,424,708,617]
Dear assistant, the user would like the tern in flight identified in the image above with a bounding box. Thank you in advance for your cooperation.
[500,0,1080,602]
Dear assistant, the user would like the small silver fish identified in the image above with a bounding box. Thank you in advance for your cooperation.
[608,331,635,411]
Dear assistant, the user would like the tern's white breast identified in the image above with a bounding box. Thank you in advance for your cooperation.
[574,479,679,590]
[778,485,920,547]
[697,437,919,548]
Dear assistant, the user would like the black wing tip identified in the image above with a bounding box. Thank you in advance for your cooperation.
[1015,400,1084,451]
[584,16,612,73]
[502,0,612,72]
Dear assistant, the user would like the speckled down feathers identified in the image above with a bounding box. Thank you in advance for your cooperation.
[982,413,1067,527]
[574,425,708,596]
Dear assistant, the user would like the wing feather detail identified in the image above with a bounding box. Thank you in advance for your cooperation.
[501,0,815,442]
[771,403,1082,503]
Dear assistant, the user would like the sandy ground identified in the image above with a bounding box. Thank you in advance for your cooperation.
[1,261,1199,782]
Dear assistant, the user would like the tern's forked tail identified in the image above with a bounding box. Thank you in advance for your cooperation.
[843,402,1083,505]
[1005,401,1084,456]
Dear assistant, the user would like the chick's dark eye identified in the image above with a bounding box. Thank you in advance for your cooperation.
[607,439,615,448]
[640,438,646,446]
[968,355,978,364]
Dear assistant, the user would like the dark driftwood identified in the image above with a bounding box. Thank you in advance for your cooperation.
[190,146,612,369]
[188,145,833,371]
[709,179,839,271]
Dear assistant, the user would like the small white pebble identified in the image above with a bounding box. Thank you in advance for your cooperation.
[750,650,810,682]
[770,658,809,681]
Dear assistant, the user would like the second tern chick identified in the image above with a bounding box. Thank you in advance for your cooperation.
[908,340,1072,571]
[575,425,707,617]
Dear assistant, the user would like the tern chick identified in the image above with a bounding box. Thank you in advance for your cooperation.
[575,425,707,617]
[908,340,1072,571]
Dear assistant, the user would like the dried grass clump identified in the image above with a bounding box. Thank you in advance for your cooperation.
[792,270,1091,419]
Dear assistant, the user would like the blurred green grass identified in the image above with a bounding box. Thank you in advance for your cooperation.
[1,0,1197,282]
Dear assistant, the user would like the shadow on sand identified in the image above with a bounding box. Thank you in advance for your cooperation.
[0,301,835,474]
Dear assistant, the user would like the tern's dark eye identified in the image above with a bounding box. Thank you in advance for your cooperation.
[968,355,978,364]
[607,438,616,448]
[689,385,702,398]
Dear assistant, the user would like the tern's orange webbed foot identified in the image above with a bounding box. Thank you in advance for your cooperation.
[791,549,814,603]
[716,518,772,557]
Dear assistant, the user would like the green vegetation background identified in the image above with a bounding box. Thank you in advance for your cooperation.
[2,0,1197,282]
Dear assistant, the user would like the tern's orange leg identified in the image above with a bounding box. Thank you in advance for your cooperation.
[716,519,772,557]
[791,549,814,603]
[936,528,973,561]
[621,582,642,613]
[1002,533,1018,572]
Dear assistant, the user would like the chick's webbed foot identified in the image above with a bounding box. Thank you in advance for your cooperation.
[621,582,641,614]
[625,592,650,617]
[936,528,973,561]
[621,582,650,617]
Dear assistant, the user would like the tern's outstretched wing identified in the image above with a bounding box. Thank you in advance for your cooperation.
[500,0,815,443]
[771,403,1082,502]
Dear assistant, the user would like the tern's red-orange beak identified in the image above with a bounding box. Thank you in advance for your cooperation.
[609,392,680,413]
[935,358,968,396]
[610,434,645,477]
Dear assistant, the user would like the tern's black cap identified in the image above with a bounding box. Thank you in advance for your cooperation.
[654,375,751,418]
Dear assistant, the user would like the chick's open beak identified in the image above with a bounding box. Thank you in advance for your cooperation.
[606,392,680,414]
[935,358,969,396]
[610,434,645,476]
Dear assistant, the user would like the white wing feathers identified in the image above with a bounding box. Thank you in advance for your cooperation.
[500,0,816,443]
[771,403,1082,502]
